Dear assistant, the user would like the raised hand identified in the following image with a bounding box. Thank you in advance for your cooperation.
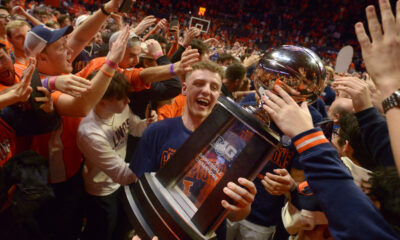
[12,62,34,103]
[262,85,313,138]
[332,76,373,113]
[221,178,256,212]
[173,46,200,75]
[155,18,168,32]
[262,169,296,196]
[133,15,156,35]
[11,6,25,15]
[54,74,91,98]
[104,0,135,14]
[355,0,400,98]
[203,38,219,47]
[107,25,130,64]
[243,54,261,69]
[182,27,200,47]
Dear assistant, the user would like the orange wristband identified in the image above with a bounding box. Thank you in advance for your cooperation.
[101,69,114,78]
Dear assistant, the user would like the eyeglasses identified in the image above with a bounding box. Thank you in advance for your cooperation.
[0,14,10,19]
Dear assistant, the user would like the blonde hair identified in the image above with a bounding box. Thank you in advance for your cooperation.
[6,20,30,38]
[185,61,225,82]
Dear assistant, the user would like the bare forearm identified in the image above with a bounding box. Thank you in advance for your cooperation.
[139,64,175,84]
[0,91,18,110]
[68,7,110,60]
[385,108,400,174]
[22,11,43,26]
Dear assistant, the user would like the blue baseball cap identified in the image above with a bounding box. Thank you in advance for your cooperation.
[24,24,73,57]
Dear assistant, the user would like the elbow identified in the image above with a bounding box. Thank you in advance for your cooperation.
[75,105,92,117]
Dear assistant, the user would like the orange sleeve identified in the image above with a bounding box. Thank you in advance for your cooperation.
[0,84,9,92]
[76,57,106,79]
[168,41,179,58]
[51,90,62,105]
[123,68,150,92]
[157,94,186,120]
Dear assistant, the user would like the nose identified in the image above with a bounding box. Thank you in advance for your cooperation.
[200,83,212,96]
[133,55,139,66]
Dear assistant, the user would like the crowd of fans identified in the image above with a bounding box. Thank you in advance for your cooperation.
[0,0,400,240]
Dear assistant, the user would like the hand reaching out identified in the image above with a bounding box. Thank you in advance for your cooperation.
[262,169,296,196]
[262,85,314,138]
[54,74,91,98]
[173,47,200,75]
[107,25,130,64]
[104,0,135,14]
[155,18,168,32]
[133,15,156,35]
[332,76,373,113]
[11,6,25,16]
[182,27,200,47]
[355,0,400,98]
[203,38,219,47]
[243,55,261,69]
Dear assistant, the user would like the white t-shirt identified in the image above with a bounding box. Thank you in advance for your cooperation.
[77,106,147,196]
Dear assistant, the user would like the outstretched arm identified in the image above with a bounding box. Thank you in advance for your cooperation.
[355,0,400,174]
[262,85,398,239]
[55,26,130,117]
[139,47,200,84]
[67,0,130,61]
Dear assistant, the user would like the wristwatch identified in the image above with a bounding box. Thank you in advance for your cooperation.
[382,89,400,113]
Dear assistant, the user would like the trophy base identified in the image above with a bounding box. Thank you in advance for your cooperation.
[122,173,215,240]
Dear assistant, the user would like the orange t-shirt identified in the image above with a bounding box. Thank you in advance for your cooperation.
[77,57,150,92]
[157,94,186,120]
[0,39,14,54]
[30,90,84,181]
[0,63,25,92]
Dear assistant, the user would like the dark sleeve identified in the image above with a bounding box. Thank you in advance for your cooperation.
[355,107,394,167]
[169,45,186,63]
[151,55,182,102]
[292,128,398,240]
[0,104,60,137]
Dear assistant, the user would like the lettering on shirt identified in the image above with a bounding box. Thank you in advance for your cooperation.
[269,147,294,168]
[112,118,130,149]
[160,148,176,168]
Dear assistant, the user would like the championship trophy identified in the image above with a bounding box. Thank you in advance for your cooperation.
[123,45,326,240]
